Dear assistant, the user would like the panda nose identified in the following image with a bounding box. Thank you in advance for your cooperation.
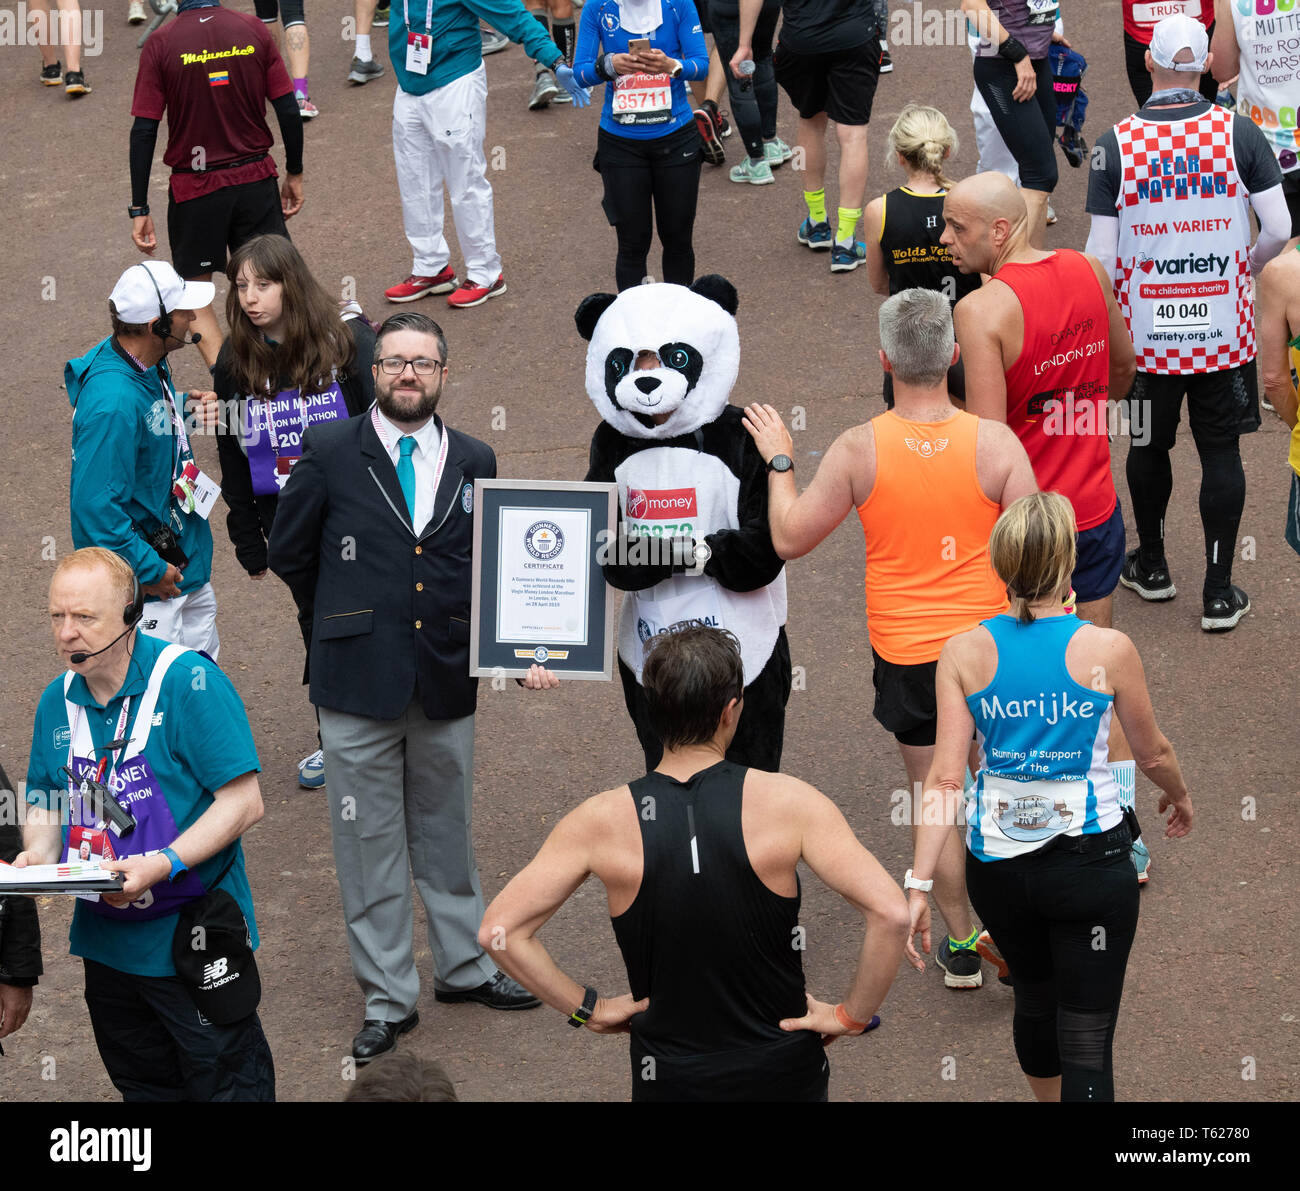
[634,376,660,395]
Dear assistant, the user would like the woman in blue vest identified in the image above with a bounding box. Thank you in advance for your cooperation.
[905,492,1193,1102]
[214,234,376,789]
[572,0,709,290]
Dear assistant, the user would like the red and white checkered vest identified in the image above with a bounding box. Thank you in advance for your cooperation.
[1112,105,1254,375]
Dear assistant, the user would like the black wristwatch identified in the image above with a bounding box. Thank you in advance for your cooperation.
[568,985,598,1028]
[128,204,150,218]
[767,454,793,473]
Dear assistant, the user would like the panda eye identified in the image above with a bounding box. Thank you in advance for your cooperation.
[667,349,689,369]
[610,357,626,377]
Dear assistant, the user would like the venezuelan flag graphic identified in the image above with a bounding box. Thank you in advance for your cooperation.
[208,70,230,87]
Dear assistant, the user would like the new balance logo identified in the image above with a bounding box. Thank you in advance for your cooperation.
[202,958,228,983]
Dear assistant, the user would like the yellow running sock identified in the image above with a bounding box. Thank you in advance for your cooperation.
[836,206,864,246]
[804,188,827,225]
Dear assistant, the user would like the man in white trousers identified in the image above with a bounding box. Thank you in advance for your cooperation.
[382,0,589,310]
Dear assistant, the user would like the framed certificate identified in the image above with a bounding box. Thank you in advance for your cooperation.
[470,479,618,680]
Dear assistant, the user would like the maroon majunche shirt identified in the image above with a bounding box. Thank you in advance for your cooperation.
[132,7,293,202]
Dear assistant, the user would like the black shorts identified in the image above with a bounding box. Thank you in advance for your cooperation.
[1128,364,1260,452]
[871,647,937,747]
[168,174,288,279]
[1284,171,1300,239]
[773,38,880,126]
[253,0,304,25]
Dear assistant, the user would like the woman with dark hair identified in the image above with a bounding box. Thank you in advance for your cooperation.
[214,234,376,789]
[905,492,1193,1102]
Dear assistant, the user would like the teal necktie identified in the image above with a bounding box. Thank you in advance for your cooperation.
[397,436,417,526]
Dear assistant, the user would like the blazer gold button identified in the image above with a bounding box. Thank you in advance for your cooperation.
[415,619,422,629]
[415,545,422,555]
[416,582,423,591]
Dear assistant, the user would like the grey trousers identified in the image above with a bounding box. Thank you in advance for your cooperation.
[319,699,497,1021]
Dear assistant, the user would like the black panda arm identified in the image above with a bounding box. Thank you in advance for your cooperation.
[702,427,785,592]
[585,424,683,591]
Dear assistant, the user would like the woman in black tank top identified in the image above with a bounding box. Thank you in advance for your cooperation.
[863,105,979,408]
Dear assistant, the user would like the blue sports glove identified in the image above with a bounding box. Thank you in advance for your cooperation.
[555,64,591,108]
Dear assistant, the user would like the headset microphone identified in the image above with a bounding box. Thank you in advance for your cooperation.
[70,625,134,665]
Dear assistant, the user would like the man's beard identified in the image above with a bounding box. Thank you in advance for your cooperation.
[376,377,441,424]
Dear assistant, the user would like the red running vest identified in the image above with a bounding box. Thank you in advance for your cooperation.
[997,250,1117,532]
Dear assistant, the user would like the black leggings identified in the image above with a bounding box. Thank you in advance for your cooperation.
[709,0,781,162]
[597,123,703,291]
[972,55,1058,192]
[1123,29,1217,107]
[965,832,1139,1102]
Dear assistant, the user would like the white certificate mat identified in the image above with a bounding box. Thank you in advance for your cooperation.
[495,506,591,645]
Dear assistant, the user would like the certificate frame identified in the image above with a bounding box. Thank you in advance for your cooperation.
[470,479,618,680]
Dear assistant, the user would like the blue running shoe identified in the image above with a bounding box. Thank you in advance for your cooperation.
[797,217,833,250]
[831,240,867,272]
[1131,836,1151,885]
[298,748,326,789]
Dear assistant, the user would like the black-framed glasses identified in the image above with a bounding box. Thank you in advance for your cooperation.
[378,356,444,376]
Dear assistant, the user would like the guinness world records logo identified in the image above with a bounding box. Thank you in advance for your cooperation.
[524,520,564,560]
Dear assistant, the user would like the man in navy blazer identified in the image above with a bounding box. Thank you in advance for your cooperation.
[269,311,545,1063]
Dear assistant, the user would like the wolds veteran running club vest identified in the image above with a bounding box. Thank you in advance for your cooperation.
[1113,105,1255,374]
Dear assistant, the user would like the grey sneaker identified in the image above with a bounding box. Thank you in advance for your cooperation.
[348,56,385,84]
[936,936,983,989]
[529,68,560,110]
[481,27,510,55]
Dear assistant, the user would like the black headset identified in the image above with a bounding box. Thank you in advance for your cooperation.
[124,572,144,628]
[138,263,173,342]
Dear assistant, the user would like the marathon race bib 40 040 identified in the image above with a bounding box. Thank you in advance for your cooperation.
[613,72,673,125]
[244,382,348,495]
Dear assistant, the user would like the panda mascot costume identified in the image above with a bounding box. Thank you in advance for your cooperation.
[576,275,792,771]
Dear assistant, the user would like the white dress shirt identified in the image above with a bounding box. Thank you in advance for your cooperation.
[373,407,442,534]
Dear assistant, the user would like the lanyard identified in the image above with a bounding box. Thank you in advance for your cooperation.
[371,405,449,507]
[67,697,133,805]
[403,0,433,32]
[262,389,308,454]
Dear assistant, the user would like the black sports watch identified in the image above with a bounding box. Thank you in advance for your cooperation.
[128,204,150,218]
[568,985,598,1028]
[767,454,794,473]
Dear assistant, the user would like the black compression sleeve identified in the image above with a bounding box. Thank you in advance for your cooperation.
[130,117,160,207]
[271,91,304,175]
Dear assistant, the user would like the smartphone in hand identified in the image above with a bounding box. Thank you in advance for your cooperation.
[628,37,650,54]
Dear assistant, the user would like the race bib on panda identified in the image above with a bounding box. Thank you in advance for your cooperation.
[633,585,725,652]
[1025,0,1059,24]
[612,72,673,125]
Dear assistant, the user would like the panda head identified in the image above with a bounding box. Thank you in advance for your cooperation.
[574,276,739,440]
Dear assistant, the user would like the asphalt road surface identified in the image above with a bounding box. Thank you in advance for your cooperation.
[0,0,1295,1103]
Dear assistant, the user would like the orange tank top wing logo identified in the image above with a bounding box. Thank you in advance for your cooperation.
[180,44,256,66]
[903,437,949,457]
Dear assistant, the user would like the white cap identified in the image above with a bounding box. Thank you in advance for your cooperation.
[1149,14,1209,72]
[108,260,215,324]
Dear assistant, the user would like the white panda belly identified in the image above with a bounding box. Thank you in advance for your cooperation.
[614,446,785,687]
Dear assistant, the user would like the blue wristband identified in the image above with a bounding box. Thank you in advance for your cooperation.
[162,846,187,883]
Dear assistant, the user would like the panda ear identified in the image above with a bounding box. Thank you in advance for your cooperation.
[574,292,618,341]
[688,275,739,317]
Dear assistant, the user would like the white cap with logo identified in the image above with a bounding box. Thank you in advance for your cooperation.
[1149,13,1210,72]
[109,260,216,324]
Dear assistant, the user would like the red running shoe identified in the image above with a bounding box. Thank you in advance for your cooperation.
[447,274,507,309]
[385,266,458,303]
[693,105,725,166]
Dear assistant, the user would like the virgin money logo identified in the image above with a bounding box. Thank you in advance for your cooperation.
[626,487,697,519]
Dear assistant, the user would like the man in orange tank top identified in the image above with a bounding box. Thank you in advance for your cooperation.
[944,172,1137,631]
[744,288,1037,990]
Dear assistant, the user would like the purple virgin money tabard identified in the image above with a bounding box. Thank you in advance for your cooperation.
[244,382,348,495]
[65,753,207,920]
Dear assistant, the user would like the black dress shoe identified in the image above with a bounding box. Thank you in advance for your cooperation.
[434,971,541,1010]
[352,1009,419,1063]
